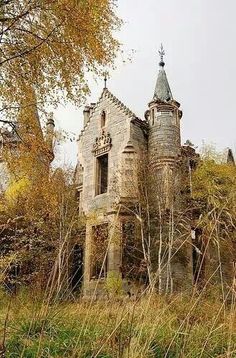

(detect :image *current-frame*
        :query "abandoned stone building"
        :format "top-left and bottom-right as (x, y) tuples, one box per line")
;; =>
(75, 48), (235, 298)
(0, 49), (235, 297)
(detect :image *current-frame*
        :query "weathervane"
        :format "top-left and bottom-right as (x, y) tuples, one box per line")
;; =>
(158, 44), (165, 67)
(103, 71), (108, 89)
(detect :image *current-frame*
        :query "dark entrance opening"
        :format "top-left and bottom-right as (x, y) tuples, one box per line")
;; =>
(71, 244), (84, 292)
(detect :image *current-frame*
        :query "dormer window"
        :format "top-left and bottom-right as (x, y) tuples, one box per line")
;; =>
(101, 110), (106, 128)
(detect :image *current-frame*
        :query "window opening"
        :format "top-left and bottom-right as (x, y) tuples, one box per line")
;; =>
(151, 108), (155, 125)
(101, 110), (106, 128)
(122, 222), (146, 283)
(71, 243), (84, 292)
(96, 154), (108, 195)
(75, 190), (82, 212)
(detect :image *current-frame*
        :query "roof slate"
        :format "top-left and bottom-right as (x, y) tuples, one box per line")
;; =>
(154, 68), (173, 102)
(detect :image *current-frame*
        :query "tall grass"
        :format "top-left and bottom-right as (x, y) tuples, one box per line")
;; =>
(0, 286), (235, 357)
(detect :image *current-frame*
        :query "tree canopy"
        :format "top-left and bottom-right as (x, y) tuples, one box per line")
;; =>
(0, 0), (121, 119)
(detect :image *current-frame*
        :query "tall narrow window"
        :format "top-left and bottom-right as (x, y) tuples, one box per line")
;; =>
(91, 224), (108, 279)
(122, 222), (146, 283)
(75, 190), (82, 213)
(96, 154), (108, 195)
(71, 243), (84, 291)
(101, 110), (106, 128)
(151, 108), (155, 125)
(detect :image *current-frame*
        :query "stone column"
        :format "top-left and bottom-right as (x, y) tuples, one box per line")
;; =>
(107, 213), (122, 274)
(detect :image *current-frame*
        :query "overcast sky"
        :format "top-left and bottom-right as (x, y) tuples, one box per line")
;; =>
(54, 0), (236, 167)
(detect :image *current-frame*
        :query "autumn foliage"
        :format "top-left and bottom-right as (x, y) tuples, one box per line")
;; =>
(0, 0), (121, 119)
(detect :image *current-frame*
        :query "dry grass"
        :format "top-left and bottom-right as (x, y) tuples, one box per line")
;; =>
(0, 287), (236, 358)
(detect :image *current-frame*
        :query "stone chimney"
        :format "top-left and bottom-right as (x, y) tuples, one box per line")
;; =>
(83, 103), (96, 127)
(83, 105), (90, 127)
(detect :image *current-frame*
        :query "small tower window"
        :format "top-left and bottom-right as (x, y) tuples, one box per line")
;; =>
(96, 153), (108, 195)
(101, 110), (106, 128)
(151, 108), (155, 125)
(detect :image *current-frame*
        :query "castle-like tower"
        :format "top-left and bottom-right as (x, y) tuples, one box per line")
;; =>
(146, 45), (182, 209)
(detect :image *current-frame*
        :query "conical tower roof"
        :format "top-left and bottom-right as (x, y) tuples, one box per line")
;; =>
(153, 45), (173, 102)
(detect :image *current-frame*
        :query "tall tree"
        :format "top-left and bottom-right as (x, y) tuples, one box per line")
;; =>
(0, 0), (121, 119)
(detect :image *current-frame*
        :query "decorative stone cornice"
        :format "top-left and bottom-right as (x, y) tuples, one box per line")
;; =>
(92, 129), (112, 156)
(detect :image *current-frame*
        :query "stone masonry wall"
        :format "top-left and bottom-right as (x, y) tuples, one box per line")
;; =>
(77, 89), (147, 297)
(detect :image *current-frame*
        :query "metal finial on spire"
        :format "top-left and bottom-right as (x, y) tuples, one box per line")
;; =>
(103, 71), (108, 88)
(158, 44), (165, 67)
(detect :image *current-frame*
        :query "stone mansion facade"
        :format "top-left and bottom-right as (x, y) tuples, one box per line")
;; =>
(74, 49), (235, 298)
(1, 49), (234, 297)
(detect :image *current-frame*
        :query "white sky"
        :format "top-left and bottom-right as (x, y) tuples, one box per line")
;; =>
(54, 0), (236, 167)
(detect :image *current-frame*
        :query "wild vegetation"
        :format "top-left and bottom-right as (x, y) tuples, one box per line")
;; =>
(0, 0), (121, 294)
(0, 1), (236, 357)
(0, 145), (235, 356)
(0, 289), (236, 357)
(0, 0), (121, 116)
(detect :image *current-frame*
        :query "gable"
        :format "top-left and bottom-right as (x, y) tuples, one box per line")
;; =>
(77, 88), (144, 167)
(76, 88), (147, 213)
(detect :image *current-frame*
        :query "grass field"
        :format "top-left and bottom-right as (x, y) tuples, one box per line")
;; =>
(0, 287), (236, 358)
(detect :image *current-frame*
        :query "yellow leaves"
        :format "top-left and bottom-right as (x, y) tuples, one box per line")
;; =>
(0, 253), (18, 270)
(5, 177), (31, 207)
(192, 148), (236, 242)
(1, 0), (121, 119)
(192, 160), (236, 206)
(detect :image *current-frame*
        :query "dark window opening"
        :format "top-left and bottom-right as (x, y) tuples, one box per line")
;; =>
(71, 244), (84, 292)
(151, 108), (155, 125)
(101, 110), (106, 128)
(122, 222), (146, 284)
(96, 154), (108, 195)
(75, 190), (82, 212)
(91, 224), (108, 279)
(189, 159), (197, 170)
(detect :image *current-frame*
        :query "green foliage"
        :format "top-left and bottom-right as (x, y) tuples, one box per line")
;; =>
(192, 159), (236, 208)
(192, 150), (236, 241)
(105, 271), (123, 297)
(2, 293), (236, 357)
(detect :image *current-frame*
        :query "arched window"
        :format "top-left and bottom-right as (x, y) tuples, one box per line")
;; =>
(101, 110), (106, 128)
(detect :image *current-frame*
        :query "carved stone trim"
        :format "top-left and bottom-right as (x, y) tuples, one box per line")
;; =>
(92, 130), (112, 156)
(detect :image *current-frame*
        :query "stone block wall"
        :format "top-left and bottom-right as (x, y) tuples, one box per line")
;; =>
(77, 89), (147, 297)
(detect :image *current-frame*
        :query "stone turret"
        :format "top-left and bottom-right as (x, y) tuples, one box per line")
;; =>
(146, 45), (182, 209)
